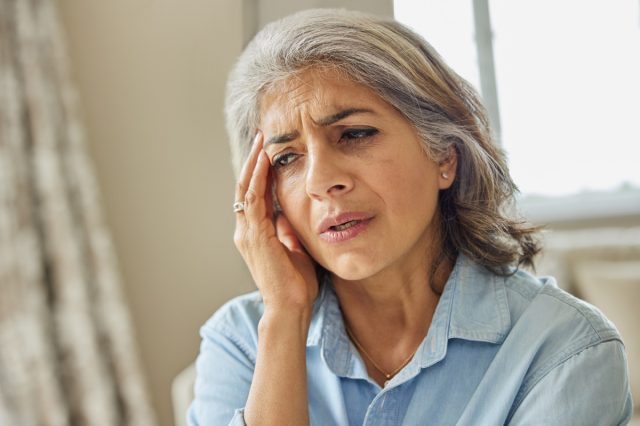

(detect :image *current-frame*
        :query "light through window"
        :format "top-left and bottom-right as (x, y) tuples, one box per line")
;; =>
(394, 0), (640, 198)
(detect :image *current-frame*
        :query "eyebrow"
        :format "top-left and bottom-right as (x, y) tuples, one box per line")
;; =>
(264, 107), (375, 147)
(316, 107), (374, 126)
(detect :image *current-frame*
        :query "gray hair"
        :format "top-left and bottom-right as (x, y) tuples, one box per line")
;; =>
(225, 8), (540, 272)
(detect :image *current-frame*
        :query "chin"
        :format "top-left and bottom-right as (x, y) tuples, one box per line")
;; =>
(322, 255), (382, 282)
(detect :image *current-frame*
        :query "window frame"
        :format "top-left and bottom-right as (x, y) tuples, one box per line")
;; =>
(394, 0), (640, 225)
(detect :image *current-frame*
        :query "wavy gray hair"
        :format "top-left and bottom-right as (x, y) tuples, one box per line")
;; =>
(225, 8), (540, 272)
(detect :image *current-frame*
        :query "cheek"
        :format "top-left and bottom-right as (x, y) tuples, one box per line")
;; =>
(274, 173), (303, 205)
(379, 159), (439, 215)
(274, 179), (317, 251)
(274, 174), (309, 228)
(366, 155), (411, 189)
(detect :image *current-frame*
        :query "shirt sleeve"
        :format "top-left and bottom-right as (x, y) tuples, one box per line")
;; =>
(507, 340), (633, 425)
(187, 322), (256, 426)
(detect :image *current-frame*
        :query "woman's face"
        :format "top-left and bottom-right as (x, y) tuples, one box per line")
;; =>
(259, 69), (455, 281)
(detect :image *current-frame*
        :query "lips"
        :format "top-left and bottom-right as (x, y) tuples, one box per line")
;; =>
(318, 212), (374, 242)
(330, 220), (361, 231)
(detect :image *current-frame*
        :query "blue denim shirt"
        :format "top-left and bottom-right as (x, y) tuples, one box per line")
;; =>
(188, 255), (633, 425)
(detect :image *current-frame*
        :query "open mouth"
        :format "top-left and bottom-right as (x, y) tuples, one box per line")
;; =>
(317, 211), (374, 242)
(329, 220), (361, 232)
(320, 215), (373, 243)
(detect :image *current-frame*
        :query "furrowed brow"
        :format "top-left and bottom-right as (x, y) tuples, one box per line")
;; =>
(265, 131), (299, 147)
(316, 108), (375, 126)
(263, 108), (374, 147)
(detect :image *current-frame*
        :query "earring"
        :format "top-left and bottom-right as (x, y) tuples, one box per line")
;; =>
(441, 172), (449, 179)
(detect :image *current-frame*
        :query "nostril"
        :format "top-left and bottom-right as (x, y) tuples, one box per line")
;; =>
(331, 184), (347, 192)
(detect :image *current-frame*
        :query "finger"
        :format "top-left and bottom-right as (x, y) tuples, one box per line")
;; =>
(264, 165), (275, 220)
(275, 214), (304, 253)
(245, 151), (271, 222)
(235, 132), (264, 203)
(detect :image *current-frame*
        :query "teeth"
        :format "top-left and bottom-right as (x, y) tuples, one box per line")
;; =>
(331, 220), (359, 231)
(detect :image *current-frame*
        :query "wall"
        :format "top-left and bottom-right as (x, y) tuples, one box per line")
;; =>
(56, 2), (248, 425)
(252, 0), (392, 39)
(56, 1), (391, 425)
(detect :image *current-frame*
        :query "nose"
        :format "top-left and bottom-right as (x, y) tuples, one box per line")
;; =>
(305, 143), (354, 200)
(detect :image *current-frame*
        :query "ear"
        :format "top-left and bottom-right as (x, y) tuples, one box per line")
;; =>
(437, 146), (457, 190)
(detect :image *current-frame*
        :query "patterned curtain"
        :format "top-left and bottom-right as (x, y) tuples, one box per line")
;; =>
(0, 0), (157, 425)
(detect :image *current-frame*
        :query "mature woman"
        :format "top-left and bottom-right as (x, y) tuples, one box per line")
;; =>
(188, 9), (632, 425)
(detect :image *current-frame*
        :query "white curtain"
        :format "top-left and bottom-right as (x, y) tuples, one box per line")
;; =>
(0, 0), (157, 424)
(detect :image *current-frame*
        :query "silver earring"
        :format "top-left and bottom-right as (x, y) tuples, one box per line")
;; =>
(441, 172), (449, 179)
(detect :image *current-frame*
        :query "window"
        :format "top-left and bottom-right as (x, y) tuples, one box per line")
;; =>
(394, 1), (640, 220)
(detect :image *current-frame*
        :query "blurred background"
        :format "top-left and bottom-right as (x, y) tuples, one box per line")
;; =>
(1, 0), (638, 425)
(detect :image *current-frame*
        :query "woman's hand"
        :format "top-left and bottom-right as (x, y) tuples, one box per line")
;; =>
(233, 132), (319, 316)
(237, 132), (315, 425)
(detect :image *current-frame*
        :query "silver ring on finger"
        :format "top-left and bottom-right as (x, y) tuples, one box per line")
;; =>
(233, 201), (245, 213)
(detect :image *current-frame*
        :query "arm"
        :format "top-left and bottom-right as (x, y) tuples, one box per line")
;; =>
(234, 132), (318, 425)
(507, 340), (633, 425)
(187, 303), (312, 426)
(244, 308), (311, 425)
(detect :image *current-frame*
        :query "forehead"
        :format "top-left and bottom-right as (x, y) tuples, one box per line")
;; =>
(258, 68), (389, 128)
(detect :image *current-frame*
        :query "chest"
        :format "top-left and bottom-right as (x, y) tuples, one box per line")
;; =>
(307, 341), (523, 426)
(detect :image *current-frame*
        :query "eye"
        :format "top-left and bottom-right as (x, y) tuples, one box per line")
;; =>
(272, 152), (299, 168)
(340, 128), (379, 142)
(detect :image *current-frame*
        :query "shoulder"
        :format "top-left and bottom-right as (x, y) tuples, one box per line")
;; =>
(199, 291), (265, 359)
(502, 268), (621, 345)
(190, 292), (266, 425)
(498, 269), (630, 417)
(498, 271), (632, 424)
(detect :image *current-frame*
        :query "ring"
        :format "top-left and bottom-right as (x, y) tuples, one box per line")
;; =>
(233, 201), (245, 213)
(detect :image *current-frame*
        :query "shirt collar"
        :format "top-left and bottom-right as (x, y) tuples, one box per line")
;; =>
(306, 254), (512, 380)
(446, 254), (511, 344)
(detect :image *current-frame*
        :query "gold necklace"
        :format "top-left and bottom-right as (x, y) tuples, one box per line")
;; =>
(345, 325), (418, 382)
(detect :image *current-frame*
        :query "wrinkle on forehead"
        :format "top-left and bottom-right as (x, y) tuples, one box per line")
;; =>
(262, 72), (324, 119)
(283, 77), (324, 113)
(263, 66), (350, 102)
(258, 67), (360, 129)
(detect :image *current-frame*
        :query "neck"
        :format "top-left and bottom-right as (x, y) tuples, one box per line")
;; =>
(331, 248), (454, 386)
(333, 252), (451, 331)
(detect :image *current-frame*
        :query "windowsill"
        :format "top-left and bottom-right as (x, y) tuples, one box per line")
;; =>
(517, 186), (640, 228)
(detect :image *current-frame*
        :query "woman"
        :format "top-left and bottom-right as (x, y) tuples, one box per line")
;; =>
(188, 9), (632, 425)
